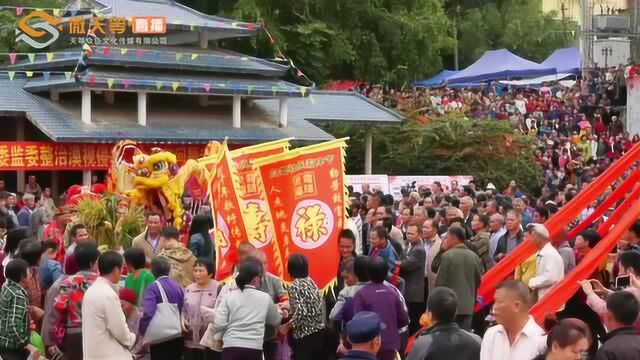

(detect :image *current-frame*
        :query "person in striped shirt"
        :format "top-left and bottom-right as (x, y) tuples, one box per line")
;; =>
(0, 258), (40, 360)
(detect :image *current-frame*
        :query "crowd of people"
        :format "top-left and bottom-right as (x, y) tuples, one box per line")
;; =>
(0, 61), (639, 360)
(0, 171), (638, 360)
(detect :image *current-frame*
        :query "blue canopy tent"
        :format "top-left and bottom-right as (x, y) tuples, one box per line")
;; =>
(446, 49), (557, 84)
(414, 70), (458, 87)
(541, 48), (581, 75)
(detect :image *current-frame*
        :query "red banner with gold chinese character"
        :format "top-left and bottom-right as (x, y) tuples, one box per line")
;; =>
(206, 141), (249, 282)
(0, 142), (207, 171)
(254, 138), (348, 290)
(231, 139), (291, 279)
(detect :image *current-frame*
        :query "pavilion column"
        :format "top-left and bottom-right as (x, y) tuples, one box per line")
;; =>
(137, 91), (147, 126)
(50, 90), (59, 102)
(16, 119), (25, 193)
(198, 30), (208, 49)
(232, 95), (241, 128)
(364, 127), (373, 175)
(279, 97), (288, 128)
(81, 89), (92, 124)
(82, 170), (91, 186)
(104, 91), (115, 105)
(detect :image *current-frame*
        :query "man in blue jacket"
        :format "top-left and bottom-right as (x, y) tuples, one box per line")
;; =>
(368, 225), (396, 272)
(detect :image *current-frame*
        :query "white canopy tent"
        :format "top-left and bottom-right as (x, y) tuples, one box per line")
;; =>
(498, 73), (576, 87)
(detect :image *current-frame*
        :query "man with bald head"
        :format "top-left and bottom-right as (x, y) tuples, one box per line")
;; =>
(480, 280), (545, 360)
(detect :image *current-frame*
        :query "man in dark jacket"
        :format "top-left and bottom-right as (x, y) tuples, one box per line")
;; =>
(434, 227), (483, 331)
(493, 211), (524, 263)
(595, 291), (640, 360)
(397, 222), (426, 335)
(407, 287), (481, 360)
(341, 311), (383, 360)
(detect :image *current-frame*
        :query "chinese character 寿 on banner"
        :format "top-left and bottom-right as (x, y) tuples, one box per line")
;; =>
(231, 139), (290, 278)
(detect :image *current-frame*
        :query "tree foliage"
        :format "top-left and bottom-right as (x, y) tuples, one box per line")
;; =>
(0, 0), (68, 53)
(324, 117), (543, 193)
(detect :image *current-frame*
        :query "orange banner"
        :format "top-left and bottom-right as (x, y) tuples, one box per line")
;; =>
(231, 139), (291, 278)
(255, 139), (348, 290)
(0, 142), (208, 170)
(206, 141), (249, 281)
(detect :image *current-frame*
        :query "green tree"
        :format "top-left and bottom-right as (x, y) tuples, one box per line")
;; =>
(325, 116), (543, 193)
(0, 0), (68, 52)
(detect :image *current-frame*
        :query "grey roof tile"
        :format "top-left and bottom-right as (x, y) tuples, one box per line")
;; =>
(10, 47), (288, 77)
(0, 80), (402, 144)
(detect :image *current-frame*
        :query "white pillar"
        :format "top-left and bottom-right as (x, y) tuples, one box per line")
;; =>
(82, 170), (91, 186)
(50, 90), (59, 102)
(198, 30), (208, 49)
(278, 97), (288, 128)
(104, 91), (115, 105)
(364, 128), (373, 175)
(137, 91), (147, 126)
(232, 95), (241, 128)
(81, 89), (91, 124)
(16, 119), (25, 192)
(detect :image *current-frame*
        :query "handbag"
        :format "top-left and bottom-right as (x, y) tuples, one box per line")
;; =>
(144, 280), (182, 345)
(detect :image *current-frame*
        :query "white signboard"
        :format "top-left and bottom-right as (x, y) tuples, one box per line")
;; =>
(346, 175), (389, 194)
(388, 176), (474, 199)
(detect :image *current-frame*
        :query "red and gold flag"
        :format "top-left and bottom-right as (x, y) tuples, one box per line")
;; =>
(254, 138), (349, 290)
(205, 141), (249, 282)
(230, 139), (291, 278)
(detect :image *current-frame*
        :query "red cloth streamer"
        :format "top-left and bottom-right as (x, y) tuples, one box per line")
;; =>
(596, 184), (640, 237)
(567, 168), (640, 239)
(475, 142), (640, 312)
(530, 193), (640, 324)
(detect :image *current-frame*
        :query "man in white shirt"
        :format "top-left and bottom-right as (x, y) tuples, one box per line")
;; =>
(527, 223), (565, 300)
(481, 280), (546, 360)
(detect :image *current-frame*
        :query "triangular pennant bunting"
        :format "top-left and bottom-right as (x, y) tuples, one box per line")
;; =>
(300, 87), (308, 96)
(136, 49), (145, 58)
(191, 53), (199, 61)
(88, 75), (96, 87)
(27, 53), (35, 63)
(70, 10), (77, 17)
(172, 82), (180, 92)
(247, 85), (254, 94)
(43, 72), (51, 81)
(203, 83), (211, 92)
(53, 9), (61, 16)
(46, 53), (54, 62)
(241, 57), (248, 61)
(102, 47), (111, 56)
(8, 53), (16, 65)
(155, 81), (164, 90)
(271, 86), (278, 96)
(16, 7), (23, 16)
(247, 23), (255, 31)
(189, 22), (196, 31)
(231, 22), (238, 28)
(123, 79), (131, 89)
(176, 52), (183, 61)
(120, 48), (128, 55)
(107, 78), (115, 89)
(26, 71), (33, 78)
(64, 72), (72, 80)
(8, 72), (15, 81)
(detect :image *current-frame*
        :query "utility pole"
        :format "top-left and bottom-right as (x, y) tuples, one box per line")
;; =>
(453, 15), (459, 71)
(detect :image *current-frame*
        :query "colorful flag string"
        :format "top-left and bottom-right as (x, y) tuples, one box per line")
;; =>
(261, 23), (315, 87)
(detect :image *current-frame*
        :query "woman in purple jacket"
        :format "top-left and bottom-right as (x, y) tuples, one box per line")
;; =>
(140, 256), (185, 360)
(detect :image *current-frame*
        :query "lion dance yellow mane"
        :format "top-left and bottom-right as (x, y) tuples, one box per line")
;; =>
(107, 140), (207, 229)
